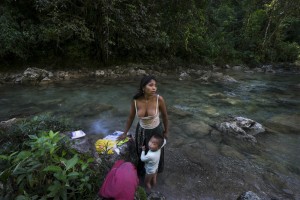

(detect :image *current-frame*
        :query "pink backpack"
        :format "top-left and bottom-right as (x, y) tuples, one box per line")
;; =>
(99, 160), (139, 200)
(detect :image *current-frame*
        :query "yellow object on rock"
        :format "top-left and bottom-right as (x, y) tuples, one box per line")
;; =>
(95, 139), (117, 155)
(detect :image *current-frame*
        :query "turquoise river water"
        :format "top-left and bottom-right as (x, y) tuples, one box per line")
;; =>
(0, 71), (299, 199)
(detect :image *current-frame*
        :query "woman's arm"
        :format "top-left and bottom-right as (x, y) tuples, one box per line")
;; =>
(118, 100), (136, 140)
(159, 96), (169, 139)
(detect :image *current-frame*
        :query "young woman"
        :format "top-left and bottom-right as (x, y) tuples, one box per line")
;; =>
(118, 75), (169, 174)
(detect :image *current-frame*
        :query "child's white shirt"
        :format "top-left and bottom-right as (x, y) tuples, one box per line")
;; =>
(140, 139), (166, 174)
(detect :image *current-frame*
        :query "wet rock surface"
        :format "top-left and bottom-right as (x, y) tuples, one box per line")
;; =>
(1, 63), (298, 85)
(214, 117), (265, 143)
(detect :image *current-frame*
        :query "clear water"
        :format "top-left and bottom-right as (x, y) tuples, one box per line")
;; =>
(1, 72), (299, 199)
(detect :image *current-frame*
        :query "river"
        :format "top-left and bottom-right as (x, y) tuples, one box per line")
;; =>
(1, 70), (299, 200)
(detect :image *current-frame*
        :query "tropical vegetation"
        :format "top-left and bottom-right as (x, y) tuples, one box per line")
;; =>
(0, 0), (299, 67)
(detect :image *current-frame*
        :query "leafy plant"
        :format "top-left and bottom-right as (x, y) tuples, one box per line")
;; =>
(0, 114), (76, 154)
(0, 131), (101, 200)
(136, 186), (147, 200)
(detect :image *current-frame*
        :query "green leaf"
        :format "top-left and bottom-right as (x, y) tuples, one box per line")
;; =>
(49, 130), (58, 139)
(87, 158), (94, 163)
(17, 174), (26, 185)
(16, 151), (32, 160)
(81, 163), (88, 171)
(43, 165), (62, 172)
(0, 170), (11, 182)
(0, 155), (8, 160)
(28, 135), (38, 140)
(47, 181), (61, 197)
(28, 174), (34, 187)
(67, 172), (79, 179)
(31, 195), (39, 200)
(65, 155), (78, 171)
(62, 188), (67, 200)
(87, 183), (92, 191)
(12, 162), (27, 175)
(16, 195), (28, 200)
(54, 172), (66, 182)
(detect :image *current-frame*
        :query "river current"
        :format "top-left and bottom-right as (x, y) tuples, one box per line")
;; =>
(1, 71), (299, 199)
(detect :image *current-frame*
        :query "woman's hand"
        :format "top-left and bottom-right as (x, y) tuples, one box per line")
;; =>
(163, 131), (168, 140)
(117, 133), (127, 141)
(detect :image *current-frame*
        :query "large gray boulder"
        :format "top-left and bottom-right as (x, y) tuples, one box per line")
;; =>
(21, 67), (53, 84)
(215, 117), (265, 143)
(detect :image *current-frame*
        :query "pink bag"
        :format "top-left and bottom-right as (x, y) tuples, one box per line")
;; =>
(99, 160), (139, 200)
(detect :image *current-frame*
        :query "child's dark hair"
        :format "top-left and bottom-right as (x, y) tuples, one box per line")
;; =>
(151, 134), (164, 148)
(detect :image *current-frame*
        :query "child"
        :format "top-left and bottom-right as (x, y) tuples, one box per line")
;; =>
(140, 134), (166, 193)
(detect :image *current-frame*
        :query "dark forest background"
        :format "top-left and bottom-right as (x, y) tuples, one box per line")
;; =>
(1, 0), (299, 68)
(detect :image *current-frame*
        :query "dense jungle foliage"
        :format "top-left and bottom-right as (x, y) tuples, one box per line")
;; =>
(0, 0), (299, 67)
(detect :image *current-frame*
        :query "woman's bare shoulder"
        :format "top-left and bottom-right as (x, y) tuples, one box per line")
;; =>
(158, 95), (165, 102)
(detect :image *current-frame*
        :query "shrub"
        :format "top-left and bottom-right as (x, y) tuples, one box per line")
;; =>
(0, 114), (76, 153)
(0, 131), (102, 200)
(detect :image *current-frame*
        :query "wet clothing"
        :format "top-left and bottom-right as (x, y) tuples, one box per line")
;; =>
(141, 139), (166, 174)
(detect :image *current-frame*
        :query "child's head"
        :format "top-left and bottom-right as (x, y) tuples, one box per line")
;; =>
(148, 134), (164, 151)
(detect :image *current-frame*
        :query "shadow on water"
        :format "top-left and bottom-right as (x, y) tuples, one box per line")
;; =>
(1, 72), (300, 199)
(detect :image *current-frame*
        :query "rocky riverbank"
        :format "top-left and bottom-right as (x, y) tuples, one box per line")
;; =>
(0, 63), (299, 85)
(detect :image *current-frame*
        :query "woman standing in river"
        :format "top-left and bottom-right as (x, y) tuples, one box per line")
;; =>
(118, 75), (169, 174)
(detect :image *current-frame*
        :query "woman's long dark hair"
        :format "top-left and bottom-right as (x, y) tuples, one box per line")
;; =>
(133, 75), (157, 99)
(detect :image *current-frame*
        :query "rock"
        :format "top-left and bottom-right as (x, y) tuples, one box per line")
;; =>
(0, 118), (18, 130)
(168, 105), (193, 118)
(183, 121), (212, 138)
(136, 69), (146, 76)
(215, 117), (265, 143)
(40, 77), (52, 84)
(211, 72), (238, 83)
(262, 65), (276, 73)
(232, 65), (243, 71)
(235, 117), (265, 136)
(147, 191), (166, 200)
(95, 70), (105, 76)
(237, 191), (261, 200)
(179, 72), (191, 80)
(198, 71), (212, 82)
(282, 188), (294, 195)
(253, 68), (264, 73)
(222, 98), (241, 105)
(207, 92), (226, 98)
(221, 145), (245, 160)
(23, 67), (52, 81)
(225, 64), (231, 69)
(202, 105), (219, 116)
(265, 114), (300, 133)
(70, 137), (94, 155)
